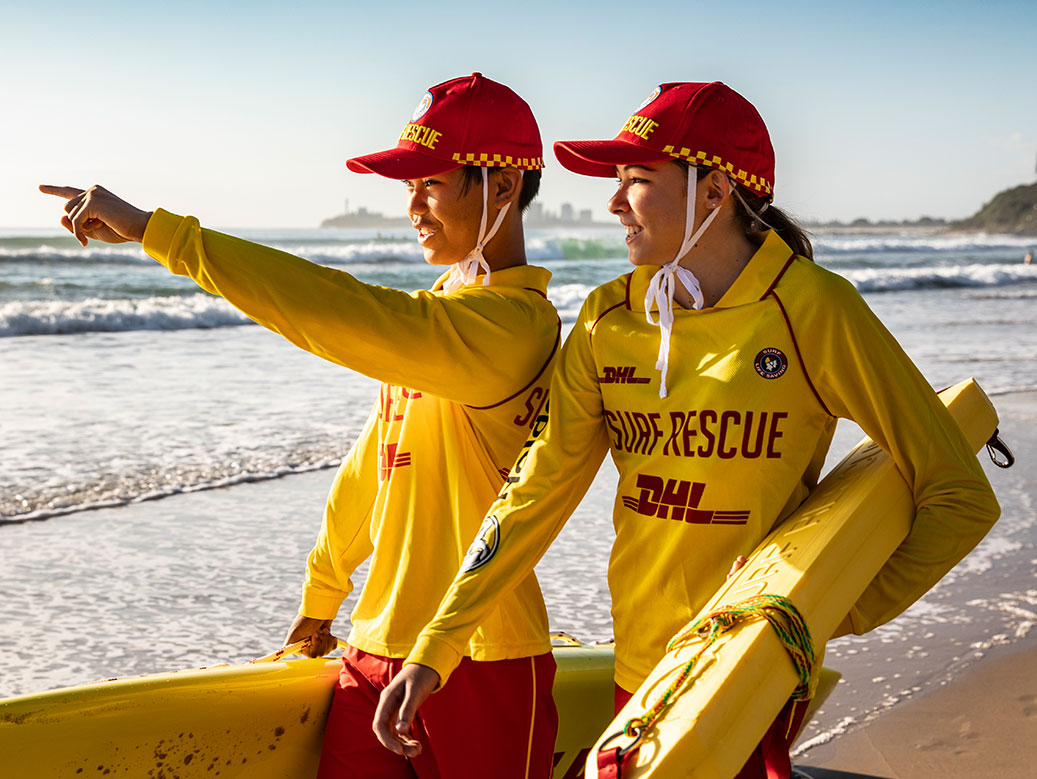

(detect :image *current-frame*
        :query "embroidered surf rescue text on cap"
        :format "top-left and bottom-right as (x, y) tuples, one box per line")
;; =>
(553, 82), (775, 198)
(346, 73), (544, 180)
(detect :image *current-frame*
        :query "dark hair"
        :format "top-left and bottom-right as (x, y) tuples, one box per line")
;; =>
(680, 161), (814, 260)
(459, 165), (542, 212)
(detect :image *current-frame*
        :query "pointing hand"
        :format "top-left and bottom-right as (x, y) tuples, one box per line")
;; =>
(39, 184), (152, 246)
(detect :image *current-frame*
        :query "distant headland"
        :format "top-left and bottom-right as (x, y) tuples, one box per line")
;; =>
(807, 180), (1037, 235)
(948, 181), (1037, 235)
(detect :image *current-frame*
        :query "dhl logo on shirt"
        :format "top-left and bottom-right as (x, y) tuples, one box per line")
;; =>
(399, 122), (443, 150)
(622, 474), (749, 525)
(621, 114), (659, 141)
(599, 366), (650, 385)
(378, 443), (412, 480)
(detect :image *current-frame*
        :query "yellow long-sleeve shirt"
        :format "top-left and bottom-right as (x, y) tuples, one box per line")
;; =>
(142, 209), (559, 660)
(408, 230), (1000, 692)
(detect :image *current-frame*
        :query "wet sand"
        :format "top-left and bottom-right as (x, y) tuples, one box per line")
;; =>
(798, 639), (1037, 778)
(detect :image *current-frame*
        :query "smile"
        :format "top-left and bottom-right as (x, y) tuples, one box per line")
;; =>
(625, 225), (643, 243)
(415, 224), (438, 244)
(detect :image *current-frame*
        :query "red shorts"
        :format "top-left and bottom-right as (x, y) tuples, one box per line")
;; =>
(613, 686), (807, 779)
(318, 646), (558, 779)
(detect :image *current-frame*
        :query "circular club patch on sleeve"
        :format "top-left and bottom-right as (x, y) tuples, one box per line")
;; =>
(461, 515), (500, 572)
(754, 347), (788, 379)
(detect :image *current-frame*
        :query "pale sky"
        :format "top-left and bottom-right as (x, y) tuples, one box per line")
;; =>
(3, 0), (1035, 229)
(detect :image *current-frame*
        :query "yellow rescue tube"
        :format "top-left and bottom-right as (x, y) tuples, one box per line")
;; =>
(0, 643), (614, 777)
(587, 377), (999, 779)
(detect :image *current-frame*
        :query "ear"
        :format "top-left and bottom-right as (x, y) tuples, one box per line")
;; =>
(490, 168), (524, 208)
(701, 169), (731, 209)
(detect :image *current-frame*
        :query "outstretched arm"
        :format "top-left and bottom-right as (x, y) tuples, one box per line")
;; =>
(39, 185), (151, 246)
(40, 190), (558, 405)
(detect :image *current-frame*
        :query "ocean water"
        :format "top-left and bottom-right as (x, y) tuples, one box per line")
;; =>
(2, 225), (1034, 524)
(1, 224), (1035, 751)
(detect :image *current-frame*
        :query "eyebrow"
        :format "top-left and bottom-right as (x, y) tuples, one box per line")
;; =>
(617, 164), (658, 174)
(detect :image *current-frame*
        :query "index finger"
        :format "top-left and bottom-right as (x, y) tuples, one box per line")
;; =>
(39, 185), (84, 200)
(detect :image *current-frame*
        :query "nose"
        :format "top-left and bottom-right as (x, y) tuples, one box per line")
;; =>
(608, 185), (628, 216)
(407, 184), (428, 217)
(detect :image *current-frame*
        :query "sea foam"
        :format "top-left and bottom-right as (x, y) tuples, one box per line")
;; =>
(5, 262), (1035, 338)
(0, 294), (250, 336)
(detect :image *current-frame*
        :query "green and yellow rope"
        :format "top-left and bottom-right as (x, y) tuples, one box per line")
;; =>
(616, 594), (816, 749)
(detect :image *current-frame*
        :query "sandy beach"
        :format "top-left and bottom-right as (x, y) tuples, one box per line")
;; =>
(798, 638), (1037, 778)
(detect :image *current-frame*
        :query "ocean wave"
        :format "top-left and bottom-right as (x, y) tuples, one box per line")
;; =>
(548, 283), (597, 322)
(0, 443), (349, 525)
(0, 294), (251, 336)
(1, 285), (595, 338)
(0, 241), (428, 267)
(846, 263), (1037, 292)
(5, 261), (1034, 337)
(0, 244), (153, 265)
(0, 234), (629, 267)
(815, 232), (1037, 253)
(527, 235), (627, 261)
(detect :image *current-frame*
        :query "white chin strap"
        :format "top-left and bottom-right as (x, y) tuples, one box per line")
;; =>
(443, 167), (516, 292)
(643, 165), (723, 398)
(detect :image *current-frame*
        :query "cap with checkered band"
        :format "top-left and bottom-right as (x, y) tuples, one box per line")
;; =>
(553, 82), (774, 199)
(347, 72), (544, 180)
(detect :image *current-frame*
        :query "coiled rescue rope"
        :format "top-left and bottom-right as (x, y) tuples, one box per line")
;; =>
(597, 594), (815, 777)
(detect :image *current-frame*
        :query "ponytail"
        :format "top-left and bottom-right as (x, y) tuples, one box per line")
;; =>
(682, 161), (814, 261)
(733, 188), (814, 261)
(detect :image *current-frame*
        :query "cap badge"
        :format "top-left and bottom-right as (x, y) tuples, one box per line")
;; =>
(411, 91), (433, 122)
(637, 85), (662, 110)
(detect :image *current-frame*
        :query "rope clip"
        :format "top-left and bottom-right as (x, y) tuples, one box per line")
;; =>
(985, 429), (1015, 468)
(599, 725), (643, 760)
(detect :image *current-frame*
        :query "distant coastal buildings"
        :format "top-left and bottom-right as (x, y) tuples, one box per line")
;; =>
(320, 199), (612, 229)
(525, 202), (607, 228)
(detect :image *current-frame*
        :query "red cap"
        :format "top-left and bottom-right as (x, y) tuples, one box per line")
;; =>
(347, 73), (544, 179)
(553, 82), (775, 198)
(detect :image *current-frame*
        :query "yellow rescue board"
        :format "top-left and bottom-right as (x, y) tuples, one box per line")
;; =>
(587, 377), (998, 779)
(0, 644), (615, 778)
